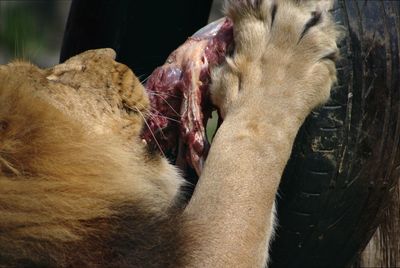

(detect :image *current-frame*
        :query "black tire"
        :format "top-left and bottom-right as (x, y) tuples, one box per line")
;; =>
(269, 1), (400, 267)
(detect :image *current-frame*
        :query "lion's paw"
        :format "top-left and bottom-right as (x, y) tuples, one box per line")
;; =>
(211, 0), (342, 118)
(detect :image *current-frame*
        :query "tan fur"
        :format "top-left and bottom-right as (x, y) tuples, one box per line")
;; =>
(0, 50), (184, 267)
(359, 180), (400, 267)
(0, 0), (340, 267)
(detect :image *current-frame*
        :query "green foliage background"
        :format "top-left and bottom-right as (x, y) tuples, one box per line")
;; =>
(0, 1), (70, 67)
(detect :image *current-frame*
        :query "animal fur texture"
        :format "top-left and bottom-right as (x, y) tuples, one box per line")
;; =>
(359, 181), (400, 268)
(0, 0), (340, 267)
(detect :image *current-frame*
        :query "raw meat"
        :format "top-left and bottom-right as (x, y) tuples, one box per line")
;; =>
(142, 18), (233, 175)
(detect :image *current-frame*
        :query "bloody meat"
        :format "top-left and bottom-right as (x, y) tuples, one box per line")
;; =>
(142, 18), (233, 175)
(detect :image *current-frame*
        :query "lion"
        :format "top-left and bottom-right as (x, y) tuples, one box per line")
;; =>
(0, 0), (340, 267)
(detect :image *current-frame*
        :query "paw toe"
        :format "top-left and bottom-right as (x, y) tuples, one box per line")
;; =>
(225, 0), (275, 23)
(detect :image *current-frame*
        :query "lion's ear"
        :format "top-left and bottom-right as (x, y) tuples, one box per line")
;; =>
(47, 48), (117, 82)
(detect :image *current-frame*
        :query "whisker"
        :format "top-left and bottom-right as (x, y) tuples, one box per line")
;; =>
(155, 95), (181, 117)
(146, 91), (182, 117)
(122, 101), (166, 139)
(137, 102), (181, 124)
(147, 91), (181, 99)
(142, 74), (153, 84)
(157, 115), (181, 123)
(135, 102), (155, 116)
(137, 74), (146, 80)
(134, 107), (166, 157)
(135, 103), (168, 139)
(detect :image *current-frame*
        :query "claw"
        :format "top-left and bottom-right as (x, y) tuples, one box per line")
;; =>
(299, 11), (322, 41)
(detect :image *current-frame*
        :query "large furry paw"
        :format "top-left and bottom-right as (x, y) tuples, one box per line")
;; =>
(211, 0), (341, 118)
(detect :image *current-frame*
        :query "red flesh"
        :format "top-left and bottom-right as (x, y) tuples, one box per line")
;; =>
(142, 18), (233, 175)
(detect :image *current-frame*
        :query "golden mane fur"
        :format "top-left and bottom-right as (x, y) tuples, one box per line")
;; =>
(0, 54), (186, 267)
